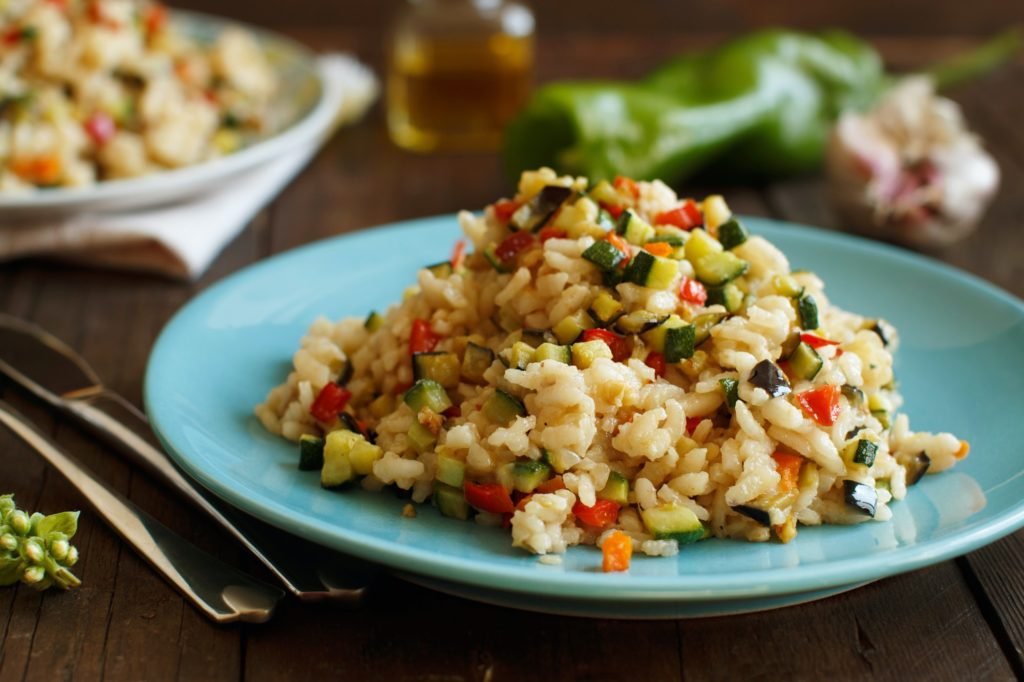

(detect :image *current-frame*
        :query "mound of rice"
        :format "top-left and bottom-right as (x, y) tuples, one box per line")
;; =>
(256, 168), (969, 558)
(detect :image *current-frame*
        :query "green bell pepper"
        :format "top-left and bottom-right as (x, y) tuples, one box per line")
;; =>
(504, 28), (1020, 185)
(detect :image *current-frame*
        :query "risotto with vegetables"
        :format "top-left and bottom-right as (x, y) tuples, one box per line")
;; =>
(0, 0), (275, 190)
(256, 168), (969, 570)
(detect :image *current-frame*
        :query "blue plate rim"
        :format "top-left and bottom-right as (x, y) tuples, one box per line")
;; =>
(145, 213), (1024, 601)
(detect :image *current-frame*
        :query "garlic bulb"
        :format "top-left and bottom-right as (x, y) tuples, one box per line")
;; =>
(826, 77), (999, 248)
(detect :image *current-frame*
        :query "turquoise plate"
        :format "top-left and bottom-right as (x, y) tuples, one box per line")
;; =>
(145, 215), (1024, 616)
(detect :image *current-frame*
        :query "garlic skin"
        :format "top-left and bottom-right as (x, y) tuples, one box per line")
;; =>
(826, 77), (999, 248)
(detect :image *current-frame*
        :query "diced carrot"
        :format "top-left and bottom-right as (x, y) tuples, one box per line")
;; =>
(642, 242), (674, 257)
(613, 175), (640, 199)
(955, 440), (971, 460)
(772, 452), (804, 492)
(450, 240), (466, 270)
(602, 530), (633, 573)
(534, 476), (565, 494)
(605, 232), (630, 257)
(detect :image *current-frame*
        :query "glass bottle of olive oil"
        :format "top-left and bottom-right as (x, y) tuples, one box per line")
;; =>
(387, 0), (535, 153)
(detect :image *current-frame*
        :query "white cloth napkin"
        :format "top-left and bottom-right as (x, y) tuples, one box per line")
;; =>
(0, 54), (378, 279)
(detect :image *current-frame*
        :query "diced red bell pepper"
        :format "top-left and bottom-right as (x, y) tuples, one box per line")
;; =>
(143, 3), (168, 35)
(686, 416), (705, 434)
(644, 351), (666, 377)
(800, 332), (843, 357)
(442, 405), (461, 418)
(538, 225), (567, 242)
(534, 476), (565, 494)
(796, 385), (841, 426)
(450, 240), (466, 270)
(601, 203), (624, 220)
(84, 112), (116, 145)
(581, 328), (629, 362)
(613, 175), (640, 200)
(409, 319), (440, 354)
(309, 383), (352, 422)
(492, 199), (521, 223)
(678, 277), (708, 306)
(494, 230), (536, 264)
(572, 499), (620, 529)
(464, 482), (515, 514)
(654, 200), (702, 230)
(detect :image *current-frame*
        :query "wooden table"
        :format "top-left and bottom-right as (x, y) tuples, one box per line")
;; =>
(2, 8), (1023, 681)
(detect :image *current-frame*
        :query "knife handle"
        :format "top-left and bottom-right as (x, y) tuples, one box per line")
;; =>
(0, 402), (282, 624)
(64, 392), (371, 603)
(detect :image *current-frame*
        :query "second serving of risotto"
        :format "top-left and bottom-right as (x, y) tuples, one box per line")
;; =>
(256, 168), (969, 570)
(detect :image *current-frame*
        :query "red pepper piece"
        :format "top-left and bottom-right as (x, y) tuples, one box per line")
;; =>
(581, 328), (630, 362)
(796, 385), (842, 426)
(492, 199), (521, 223)
(464, 482), (515, 514)
(309, 383), (352, 423)
(613, 175), (640, 200)
(678, 277), (708, 306)
(654, 200), (702, 230)
(409, 319), (440, 354)
(686, 416), (705, 434)
(494, 230), (536, 265)
(450, 240), (466, 270)
(644, 351), (666, 377)
(538, 225), (567, 242)
(84, 112), (116, 145)
(601, 203), (624, 220)
(572, 499), (620, 529)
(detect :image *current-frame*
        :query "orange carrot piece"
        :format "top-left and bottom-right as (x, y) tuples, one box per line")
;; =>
(534, 475), (565, 494)
(602, 530), (633, 573)
(642, 241), (674, 257)
(955, 440), (971, 460)
(772, 452), (804, 492)
(605, 232), (630, 257)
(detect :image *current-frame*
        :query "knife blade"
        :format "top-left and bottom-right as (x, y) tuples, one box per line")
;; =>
(0, 313), (372, 602)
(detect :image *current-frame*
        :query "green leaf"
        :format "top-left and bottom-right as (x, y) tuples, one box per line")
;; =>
(35, 511), (79, 540)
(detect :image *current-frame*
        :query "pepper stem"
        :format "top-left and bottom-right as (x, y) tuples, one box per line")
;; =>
(924, 27), (1022, 91)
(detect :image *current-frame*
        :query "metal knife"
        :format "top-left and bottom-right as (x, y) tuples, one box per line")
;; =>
(0, 401), (283, 623)
(0, 314), (371, 602)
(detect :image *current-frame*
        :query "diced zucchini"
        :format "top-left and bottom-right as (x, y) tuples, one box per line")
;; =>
(348, 438), (383, 475)
(641, 503), (706, 544)
(582, 239), (625, 272)
(597, 471), (629, 505)
(507, 341), (535, 370)
(841, 384), (865, 408)
(425, 261), (453, 278)
(787, 342), (823, 381)
(571, 340), (613, 369)
(364, 311), (383, 332)
(588, 290), (624, 327)
(733, 505), (771, 526)
(461, 342), (494, 384)
(868, 319), (895, 347)
(705, 283), (744, 312)
(403, 379), (453, 414)
(771, 274), (804, 298)
(719, 378), (739, 408)
(589, 179), (620, 206)
(843, 480), (877, 516)
(780, 331), (801, 359)
(483, 244), (510, 273)
(407, 421), (438, 454)
(849, 439), (878, 467)
(321, 430), (360, 488)
(532, 342), (571, 364)
(692, 312), (727, 345)
(552, 310), (594, 344)
(623, 251), (677, 290)
(436, 455), (466, 488)
(683, 229), (722, 262)
(510, 460), (553, 493)
(413, 352), (461, 388)
(298, 434), (325, 471)
(510, 185), (574, 232)
(614, 310), (668, 335)
(596, 207), (618, 230)
(641, 315), (695, 363)
(693, 251), (749, 286)
(483, 389), (526, 426)
(868, 393), (891, 429)
(602, 267), (624, 288)
(647, 234), (684, 247)
(616, 209), (655, 245)
(717, 218), (749, 250)
(797, 294), (819, 330)
(521, 328), (550, 348)
(334, 359), (353, 386)
(434, 483), (470, 520)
